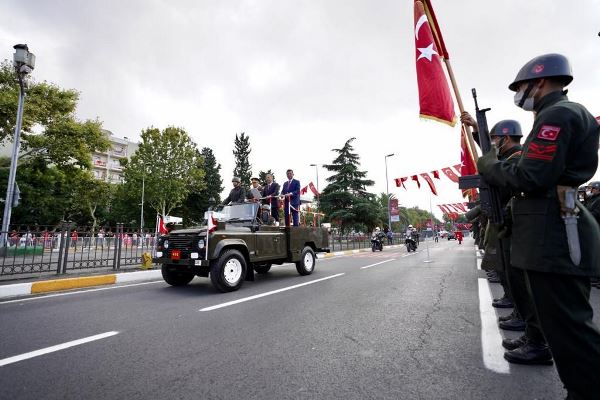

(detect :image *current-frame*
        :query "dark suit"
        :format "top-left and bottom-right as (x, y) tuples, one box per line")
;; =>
(262, 182), (280, 222)
(281, 179), (300, 226)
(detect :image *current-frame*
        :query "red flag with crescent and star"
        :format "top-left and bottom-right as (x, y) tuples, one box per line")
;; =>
(420, 173), (438, 195)
(414, 0), (455, 126)
(441, 167), (459, 183)
(459, 125), (478, 198)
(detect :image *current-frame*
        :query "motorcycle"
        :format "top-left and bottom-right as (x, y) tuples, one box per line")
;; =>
(371, 233), (384, 252)
(405, 237), (418, 252)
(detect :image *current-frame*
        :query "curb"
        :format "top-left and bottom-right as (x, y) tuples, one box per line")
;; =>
(0, 244), (407, 300)
(0, 269), (162, 300)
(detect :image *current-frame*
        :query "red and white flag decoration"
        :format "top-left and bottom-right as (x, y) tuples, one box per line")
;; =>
(158, 217), (169, 235)
(420, 173), (438, 195)
(308, 182), (320, 196)
(441, 167), (459, 183)
(411, 175), (421, 188)
(395, 177), (408, 190)
(414, 0), (456, 126)
(431, 170), (440, 179)
(300, 185), (308, 195)
(459, 126), (478, 199)
(207, 211), (218, 233)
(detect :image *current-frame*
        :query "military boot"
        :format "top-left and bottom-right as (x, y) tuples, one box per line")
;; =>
(499, 317), (526, 331)
(502, 335), (527, 351)
(492, 295), (513, 308)
(498, 310), (516, 322)
(504, 342), (553, 365)
(486, 271), (501, 283)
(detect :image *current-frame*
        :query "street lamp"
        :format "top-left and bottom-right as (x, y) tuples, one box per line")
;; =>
(1, 44), (35, 247)
(309, 164), (320, 225)
(140, 164), (150, 234)
(384, 153), (395, 232)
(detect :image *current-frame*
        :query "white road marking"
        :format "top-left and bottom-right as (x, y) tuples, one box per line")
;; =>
(478, 278), (510, 374)
(360, 259), (396, 269)
(200, 273), (345, 311)
(0, 281), (164, 305)
(0, 331), (119, 367)
(401, 251), (419, 258)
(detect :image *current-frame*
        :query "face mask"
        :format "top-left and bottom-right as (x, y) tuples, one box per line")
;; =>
(513, 82), (537, 111)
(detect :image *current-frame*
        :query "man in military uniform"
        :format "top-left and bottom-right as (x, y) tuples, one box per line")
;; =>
(477, 54), (600, 399)
(221, 177), (246, 205)
(584, 181), (600, 289)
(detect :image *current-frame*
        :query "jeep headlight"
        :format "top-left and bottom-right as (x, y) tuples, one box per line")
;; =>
(163, 239), (169, 249)
(198, 239), (205, 249)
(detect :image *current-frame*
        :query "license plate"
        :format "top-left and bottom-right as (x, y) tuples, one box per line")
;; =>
(171, 249), (181, 260)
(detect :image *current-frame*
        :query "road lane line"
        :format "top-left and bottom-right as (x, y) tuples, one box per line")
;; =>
(200, 273), (345, 312)
(401, 251), (419, 258)
(478, 278), (510, 374)
(0, 331), (119, 367)
(0, 281), (164, 305)
(360, 259), (396, 269)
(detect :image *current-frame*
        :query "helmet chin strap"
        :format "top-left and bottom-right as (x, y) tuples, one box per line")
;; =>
(518, 81), (536, 108)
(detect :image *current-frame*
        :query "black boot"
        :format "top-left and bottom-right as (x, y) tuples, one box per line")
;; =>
(498, 310), (516, 322)
(492, 296), (513, 308)
(499, 317), (526, 331)
(504, 342), (553, 365)
(487, 271), (501, 283)
(502, 335), (527, 351)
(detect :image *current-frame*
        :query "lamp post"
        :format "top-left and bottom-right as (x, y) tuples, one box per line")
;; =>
(140, 163), (150, 235)
(384, 153), (395, 232)
(1, 44), (35, 247)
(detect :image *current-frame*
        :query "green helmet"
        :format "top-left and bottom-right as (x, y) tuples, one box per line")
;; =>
(509, 53), (573, 92)
(490, 120), (523, 137)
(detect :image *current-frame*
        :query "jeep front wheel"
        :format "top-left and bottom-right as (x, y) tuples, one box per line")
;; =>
(296, 246), (316, 276)
(161, 265), (195, 286)
(254, 263), (272, 274)
(210, 249), (247, 292)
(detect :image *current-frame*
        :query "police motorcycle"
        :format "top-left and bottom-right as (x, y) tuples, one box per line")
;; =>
(371, 228), (385, 252)
(405, 225), (418, 252)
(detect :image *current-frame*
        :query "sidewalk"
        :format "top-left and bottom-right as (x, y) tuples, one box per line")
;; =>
(0, 244), (406, 300)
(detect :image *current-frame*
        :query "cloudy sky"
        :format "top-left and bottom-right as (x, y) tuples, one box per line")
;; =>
(1, 0), (599, 218)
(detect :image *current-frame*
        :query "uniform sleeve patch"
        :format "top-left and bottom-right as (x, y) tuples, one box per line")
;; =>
(525, 142), (557, 161)
(536, 125), (561, 141)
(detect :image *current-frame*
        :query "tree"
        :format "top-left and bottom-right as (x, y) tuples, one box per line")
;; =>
(232, 132), (252, 187)
(74, 173), (115, 232)
(258, 169), (275, 186)
(122, 126), (205, 219)
(319, 138), (377, 233)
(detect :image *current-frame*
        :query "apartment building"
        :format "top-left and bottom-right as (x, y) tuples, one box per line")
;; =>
(92, 130), (139, 183)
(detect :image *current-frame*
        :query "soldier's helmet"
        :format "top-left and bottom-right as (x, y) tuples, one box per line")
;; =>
(375, 227), (380, 232)
(408, 225), (413, 229)
(490, 120), (523, 137)
(231, 177), (241, 183)
(509, 53), (573, 91)
(589, 182), (600, 190)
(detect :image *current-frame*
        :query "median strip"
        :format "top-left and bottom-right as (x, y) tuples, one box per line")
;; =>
(0, 331), (119, 367)
(199, 273), (345, 312)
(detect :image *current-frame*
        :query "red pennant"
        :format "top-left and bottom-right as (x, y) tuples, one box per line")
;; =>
(308, 182), (320, 196)
(300, 185), (308, 195)
(453, 203), (467, 212)
(431, 170), (440, 179)
(158, 217), (168, 235)
(411, 175), (421, 188)
(441, 167), (459, 183)
(420, 173), (438, 196)
(395, 177), (408, 190)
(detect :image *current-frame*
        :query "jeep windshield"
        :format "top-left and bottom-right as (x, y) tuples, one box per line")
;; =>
(205, 203), (259, 223)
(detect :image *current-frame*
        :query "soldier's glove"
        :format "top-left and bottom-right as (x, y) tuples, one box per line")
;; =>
(476, 145), (499, 176)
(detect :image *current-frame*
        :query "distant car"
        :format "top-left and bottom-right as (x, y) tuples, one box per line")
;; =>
(447, 232), (456, 240)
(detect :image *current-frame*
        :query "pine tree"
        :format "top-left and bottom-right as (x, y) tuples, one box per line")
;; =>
(232, 132), (252, 187)
(200, 147), (224, 204)
(258, 169), (275, 186)
(319, 138), (379, 233)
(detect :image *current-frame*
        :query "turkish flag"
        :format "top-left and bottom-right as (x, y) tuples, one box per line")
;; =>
(460, 126), (478, 198)
(300, 185), (308, 195)
(431, 170), (440, 179)
(395, 177), (408, 190)
(158, 217), (168, 235)
(441, 167), (459, 183)
(453, 203), (467, 212)
(207, 211), (218, 233)
(411, 175), (421, 188)
(308, 182), (320, 196)
(414, 0), (455, 126)
(420, 172), (438, 195)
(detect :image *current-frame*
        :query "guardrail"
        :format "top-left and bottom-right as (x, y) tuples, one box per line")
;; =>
(0, 224), (156, 277)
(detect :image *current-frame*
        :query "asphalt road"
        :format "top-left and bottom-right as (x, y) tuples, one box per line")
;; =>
(1, 240), (599, 400)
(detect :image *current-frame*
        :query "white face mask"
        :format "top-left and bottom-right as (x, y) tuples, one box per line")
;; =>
(513, 86), (537, 111)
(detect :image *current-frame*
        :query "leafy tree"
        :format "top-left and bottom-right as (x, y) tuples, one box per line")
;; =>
(122, 126), (204, 219)
(232, 132), (252, 187)
(319, 138), (377, 233)
(74, 173), (115, 232)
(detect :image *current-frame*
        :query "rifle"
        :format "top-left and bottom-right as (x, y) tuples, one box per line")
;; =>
(458, 89), (505, 225)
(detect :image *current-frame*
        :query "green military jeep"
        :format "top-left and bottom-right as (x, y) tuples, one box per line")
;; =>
(153, 203), (330, 292)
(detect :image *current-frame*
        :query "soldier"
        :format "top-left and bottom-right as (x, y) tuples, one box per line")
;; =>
(221, 177), (246, 205)
(477, 53), (600, 399)
(584, 181), (600, 289)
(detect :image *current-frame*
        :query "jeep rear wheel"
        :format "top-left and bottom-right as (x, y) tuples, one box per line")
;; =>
(210, 249), (247, 292)
(296, 246), (316, 276)
(254, 263), (272, 274)
(161, 265), (195, 286)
